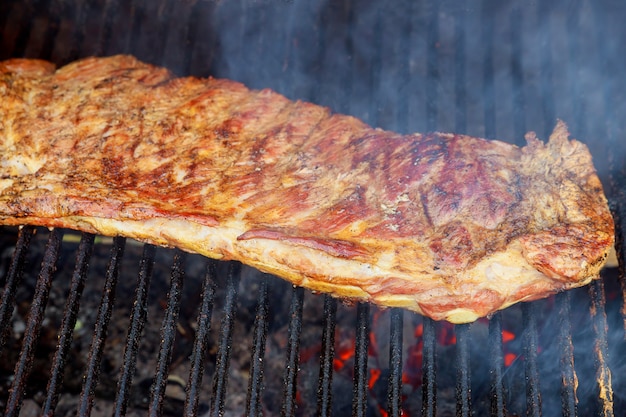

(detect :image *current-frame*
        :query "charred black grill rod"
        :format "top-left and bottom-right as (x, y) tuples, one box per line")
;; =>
(246, 274), (270, 417)
(5, 228), (62, 417)
(537, 2), (556, 139)
(509, 4), (526, 146)
(317, 295), (337, 417)
(455, 323), (471, 417)
(489, 312), (507, 417)
(481, 0), (496, 140)
(184, 260), (217, 417)
(280, 285), (304, 417)
(96, 0), (119, 57)
(77, 236), (126, 416)
(556, 291), (577, 417)
(387, 308), (404, 417)
(454, 6), (472, 414)
(421, 317), (437, 417)
(66, 0), (87, 64)
(149, 250), (186, 416)
(589, 279), (614, 417)
(422, 1), (440, 412)
(0, 226), (34, 357)
(113, 243), (157, 417)
(208, 261), (241, 417)
(352, 302), (371, 417)
(522, 303), (542, 417)
(425, 0), (439, 132)
(42, 232), (95, 416)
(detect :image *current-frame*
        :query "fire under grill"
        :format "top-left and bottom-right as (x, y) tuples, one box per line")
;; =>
(1, 0), (626, 416)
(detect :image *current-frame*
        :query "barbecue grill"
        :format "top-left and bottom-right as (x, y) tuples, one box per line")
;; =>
(1, 0), (625, 416)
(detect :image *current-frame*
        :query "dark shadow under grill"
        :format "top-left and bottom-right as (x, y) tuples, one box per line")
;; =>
(1, 0), (626, 416)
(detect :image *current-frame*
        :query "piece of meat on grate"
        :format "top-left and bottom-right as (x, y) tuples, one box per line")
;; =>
(0, 55), (614, 323)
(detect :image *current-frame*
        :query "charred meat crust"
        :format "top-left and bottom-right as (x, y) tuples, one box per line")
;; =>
(0, 55), (615, 322)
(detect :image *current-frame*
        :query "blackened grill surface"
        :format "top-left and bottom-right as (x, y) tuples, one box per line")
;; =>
(1, 0), (626, 416)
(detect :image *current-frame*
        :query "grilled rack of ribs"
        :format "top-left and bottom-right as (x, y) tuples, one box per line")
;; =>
(0, 55), (614, 323)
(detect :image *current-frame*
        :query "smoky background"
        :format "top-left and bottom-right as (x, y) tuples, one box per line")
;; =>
(2, 0), (625, 188)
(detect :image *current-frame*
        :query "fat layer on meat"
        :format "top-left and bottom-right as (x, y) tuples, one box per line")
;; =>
(0, 55), (614, 323)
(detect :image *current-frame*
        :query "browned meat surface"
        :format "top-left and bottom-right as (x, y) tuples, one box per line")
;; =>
(0, 55), (614, 323)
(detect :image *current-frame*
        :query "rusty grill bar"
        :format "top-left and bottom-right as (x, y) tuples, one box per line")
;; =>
(1, 0), (626, 416)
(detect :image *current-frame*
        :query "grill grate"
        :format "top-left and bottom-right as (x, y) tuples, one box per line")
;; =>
(5, 228), (62, 417)
(209, 262), (241, 417)
(43, 232), (95, 416)
(113, 243), (156, 417)
(184, 258), (216, 417)
(488, 313), (506, 417)
(0, 228), (623, 415)
(317, 295), (337, 417)
(149, 249), (186, 416)
(79, 236), (126, 415)
(556, 291), (577, 416)
(281, 285), (304, 417)
(1, 0), (626, 416)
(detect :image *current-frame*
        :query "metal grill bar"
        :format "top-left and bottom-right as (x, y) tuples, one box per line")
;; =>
(184, 260), (217, 417)
(589, 279), (615, 417)
(522, 303), (542, 417)
(6, 0), (33, 58)
(509, 3), (526, 145)
(42, 232), (95, 416)
(0, 226), (34, 356)
(246, 275), (269, 417)
(97, 0), (120, 57)
(536, 2), (556, 138)
(317, 295), (337, 417)
(454, 5), (467, 133)
(387, 308), (403, 417)
(77, 236), (126, 416)
(481, 0), (496, 138)
(455, 323), (471, 417)
(565, 7), (584, 136)
(281, 285), (304, 417)
(425, 0), (439, 131)
(37, 1), (59, 61)
(180, 1), (202, 76)
(154, 1), (174, 67)
(185, 0), (219, 79)
(421, 317), (437, 417)
(352, 302), (370, 417)
(366, 6), (382, 127)
(113, 243), (156, 417)
(395, 3), (412, 134)
(149, 250), (186, 416)
(5, 228), (62, 417)
(556, 291), (577, 417)
(66, 0), (86, 63)
(208, 261), (241, 417)
(127, 0), (145, 57)
(489, 312), (507, 417)
(0, 1), (11, 47)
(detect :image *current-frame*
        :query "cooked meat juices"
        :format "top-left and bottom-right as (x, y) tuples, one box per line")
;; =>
(0, 55), (614, 323)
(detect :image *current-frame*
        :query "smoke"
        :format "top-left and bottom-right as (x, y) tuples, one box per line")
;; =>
(197, 0), (626, 192)
(31, 0), (621, 194)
